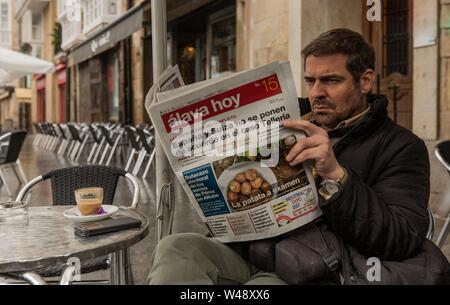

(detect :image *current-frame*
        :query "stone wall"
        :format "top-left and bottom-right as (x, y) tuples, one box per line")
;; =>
(440, 0), (450, 139)
(237, 0), (290, 71)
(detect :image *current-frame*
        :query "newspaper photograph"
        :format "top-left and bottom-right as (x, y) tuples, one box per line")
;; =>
(148, 61), (322, 243)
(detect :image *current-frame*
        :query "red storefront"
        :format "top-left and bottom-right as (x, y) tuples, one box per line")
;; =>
(36, 75), (46, 122)
(56, 64), (67, 123)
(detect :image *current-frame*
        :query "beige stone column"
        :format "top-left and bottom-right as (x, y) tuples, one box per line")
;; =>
(439, 1), (450, 139)
(131, 30), (144, 125)
(413, 0), (439, 140)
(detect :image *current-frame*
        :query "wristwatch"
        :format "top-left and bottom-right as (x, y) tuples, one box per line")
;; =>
(319, 167), (348, 200)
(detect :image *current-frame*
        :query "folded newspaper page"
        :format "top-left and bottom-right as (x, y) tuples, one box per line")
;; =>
(148, 61), (322, 243)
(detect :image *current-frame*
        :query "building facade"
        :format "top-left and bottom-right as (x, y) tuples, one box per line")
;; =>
(0, 0), (448, 210)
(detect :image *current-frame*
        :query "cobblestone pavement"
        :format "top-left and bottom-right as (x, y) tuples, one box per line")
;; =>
(1, 136), (449, 284)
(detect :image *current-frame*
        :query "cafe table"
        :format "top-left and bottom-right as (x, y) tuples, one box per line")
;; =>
(0, 205), (149, 285)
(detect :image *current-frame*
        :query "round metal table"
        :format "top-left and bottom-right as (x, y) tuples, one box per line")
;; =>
(0, 206), (149, 285)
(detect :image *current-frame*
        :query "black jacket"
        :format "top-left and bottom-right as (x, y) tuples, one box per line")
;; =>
(317, 94), (449, 284)
(237, 94), (448, 284)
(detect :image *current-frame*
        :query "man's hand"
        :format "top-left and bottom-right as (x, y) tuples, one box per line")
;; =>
(283, 119), (345, 181)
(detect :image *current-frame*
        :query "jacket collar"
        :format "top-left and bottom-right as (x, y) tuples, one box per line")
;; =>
(298, 94), (390, 156)
(327, 94), (389, 139)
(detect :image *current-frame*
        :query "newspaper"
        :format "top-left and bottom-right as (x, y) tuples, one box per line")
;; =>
(147, 62), (322, 243)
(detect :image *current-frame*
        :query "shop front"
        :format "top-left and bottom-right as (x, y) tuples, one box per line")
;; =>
(56, 64), (67, 123)
(36, 75), (46, 123)
(165, 1), (236, 84)
(69, 4), (143, 124)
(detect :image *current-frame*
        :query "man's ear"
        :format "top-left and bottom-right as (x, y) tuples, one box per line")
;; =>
(359, 69), (376, 94)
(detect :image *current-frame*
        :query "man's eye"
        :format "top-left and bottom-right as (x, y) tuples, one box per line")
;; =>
(305, 79), (315, 86)
(327, 79), (340, 84)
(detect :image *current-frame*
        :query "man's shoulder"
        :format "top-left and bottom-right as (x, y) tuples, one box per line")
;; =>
(376, 118), (427, 157)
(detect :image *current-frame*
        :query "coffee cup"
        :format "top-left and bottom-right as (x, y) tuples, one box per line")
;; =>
(75, 187), (104, 216)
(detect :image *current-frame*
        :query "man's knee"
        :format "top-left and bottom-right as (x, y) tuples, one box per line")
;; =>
(155, 233), (210, 257)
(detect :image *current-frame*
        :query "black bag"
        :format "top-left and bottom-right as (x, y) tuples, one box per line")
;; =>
(247, 223), (341, 284)
(274, 223), (340, 284)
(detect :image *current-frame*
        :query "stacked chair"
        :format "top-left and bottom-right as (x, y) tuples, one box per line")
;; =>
(32, 122), (156, 179)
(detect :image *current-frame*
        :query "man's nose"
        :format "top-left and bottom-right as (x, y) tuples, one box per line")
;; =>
(309, 81), (327, 100)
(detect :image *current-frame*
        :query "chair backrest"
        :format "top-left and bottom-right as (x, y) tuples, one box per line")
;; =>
(435, 141), (450, 174)
(88, 125), (100, 143)
(434, 141), (450, 174)
(136, 128), (153, 153)
(41, 165), (127, 206)
(98, 125), (114, 146)
(67, 124), (82, 142)
(2, 130), (27, 164)
(125, 126), (141, 150)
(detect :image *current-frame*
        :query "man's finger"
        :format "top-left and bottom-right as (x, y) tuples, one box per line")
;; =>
(290, 147), (321, 166)
(286, 136), (326, 162)
(282, 119), (327, 136)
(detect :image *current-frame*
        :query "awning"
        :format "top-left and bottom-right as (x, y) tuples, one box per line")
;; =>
(70, 4), (143, 66)
(0, 47), (55, 86)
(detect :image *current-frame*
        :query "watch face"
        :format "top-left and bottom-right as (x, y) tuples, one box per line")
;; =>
(325, 181), (340, 194)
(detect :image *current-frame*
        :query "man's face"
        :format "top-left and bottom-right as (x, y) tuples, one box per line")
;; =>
(304, 54), (367, 128)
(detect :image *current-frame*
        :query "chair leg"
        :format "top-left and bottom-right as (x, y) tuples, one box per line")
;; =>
(75, 137), (88, 161)
(67, 141), (75, 156)
(436, 216), (450, 248)
(106, 135), (122, 166)
(0, 167), (13, 199)
(57, 140), (66, 155)
(87, 143), (98, 163)
(143, 149), (156, 178)
(93, 139), (106, 164)
(15, 160), (28, 184)
(99, 145), (110, 165)
(59, 265), (77, 285)
(132, 150), (146, 176)
(71, 142), (81, 160)
(125, 149), (136, 172)
(120, 248), (133, 285)
(109, 252), (119, 285)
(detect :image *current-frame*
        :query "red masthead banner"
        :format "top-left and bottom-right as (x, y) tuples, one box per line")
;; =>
(161, 75), (282, 132)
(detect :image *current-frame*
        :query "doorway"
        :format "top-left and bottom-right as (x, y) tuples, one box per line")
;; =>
(363, 0), (413, 130)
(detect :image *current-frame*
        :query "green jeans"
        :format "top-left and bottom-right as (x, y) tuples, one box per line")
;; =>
(147, 233), (287, 285)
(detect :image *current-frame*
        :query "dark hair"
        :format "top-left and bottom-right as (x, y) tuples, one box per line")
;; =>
(302, 28), (375, 82)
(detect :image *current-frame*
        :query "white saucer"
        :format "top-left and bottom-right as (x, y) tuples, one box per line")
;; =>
(63, 205), (119, 223)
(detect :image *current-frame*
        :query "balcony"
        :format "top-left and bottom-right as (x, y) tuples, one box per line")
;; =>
(16, 0), (50, 19)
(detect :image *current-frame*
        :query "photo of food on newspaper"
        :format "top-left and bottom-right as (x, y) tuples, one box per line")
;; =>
(213, 135), (310, 212)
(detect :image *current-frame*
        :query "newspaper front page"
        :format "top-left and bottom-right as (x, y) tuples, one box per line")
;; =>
(148, 61), (322, 243)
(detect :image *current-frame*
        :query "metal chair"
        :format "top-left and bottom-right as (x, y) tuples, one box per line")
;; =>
(132, 128), (155, 178)
(434, 141), (450, 248)
(87, 125), (104, 164)
(427, 207), (435, 241)
(0, 131), (28, 199)
(13, 165), (140, 285)
(124, 126), (142, 172)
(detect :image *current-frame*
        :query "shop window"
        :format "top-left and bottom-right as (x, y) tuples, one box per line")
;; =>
(108, 0), (118, 15)
(31, 13), (43, 41)
(383, 0), (410, 76)
(207, 7), (236, 79)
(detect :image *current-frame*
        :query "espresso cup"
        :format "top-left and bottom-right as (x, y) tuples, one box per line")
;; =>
(75, 187), (104, 216)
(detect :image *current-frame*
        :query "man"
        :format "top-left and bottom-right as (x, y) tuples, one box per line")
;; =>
(148, 29), (449, 285)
